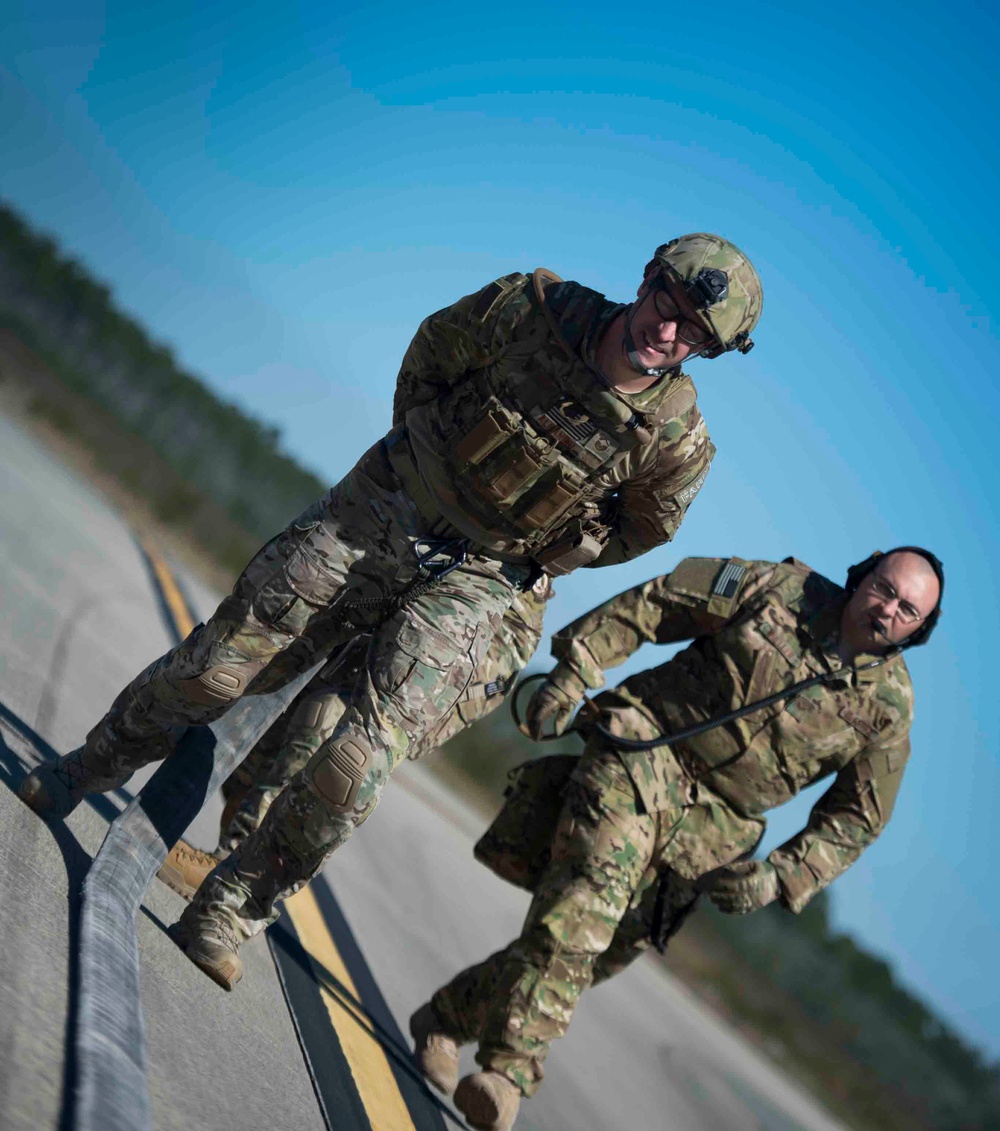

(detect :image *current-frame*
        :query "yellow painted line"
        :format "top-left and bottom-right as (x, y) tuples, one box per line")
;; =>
(285, 886), (419, 1131)
(144, 540), (417, 1128)
(141, 538), (197, 638)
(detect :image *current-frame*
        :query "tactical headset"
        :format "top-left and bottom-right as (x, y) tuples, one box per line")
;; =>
(844, 546), (945, 648)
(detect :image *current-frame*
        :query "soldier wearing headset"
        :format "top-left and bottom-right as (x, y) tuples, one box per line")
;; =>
(411, 547), (943, 1131)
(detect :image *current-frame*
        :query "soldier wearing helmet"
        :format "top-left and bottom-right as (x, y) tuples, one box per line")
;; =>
(21, 235), (764, 993)
(622, 233), (762, 379)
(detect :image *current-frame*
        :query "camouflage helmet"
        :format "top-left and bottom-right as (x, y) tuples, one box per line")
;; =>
(648, 233), (763, 358)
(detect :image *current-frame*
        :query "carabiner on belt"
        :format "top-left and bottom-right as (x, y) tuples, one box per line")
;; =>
(414, 537), (469, 580)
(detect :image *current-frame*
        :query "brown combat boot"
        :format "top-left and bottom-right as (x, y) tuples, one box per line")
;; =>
(157, 841), (224, 902)
(168, 910), (243, 991)
(18, 749), (94, 819)
(454, 1071), (522, 1131)
(409, 1002), (461, 1095)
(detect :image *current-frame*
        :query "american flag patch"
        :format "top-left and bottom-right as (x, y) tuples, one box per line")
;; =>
(712, 561), (746, 599)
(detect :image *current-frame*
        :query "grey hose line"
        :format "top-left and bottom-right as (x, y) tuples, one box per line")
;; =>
(75, 661), (324, 1131)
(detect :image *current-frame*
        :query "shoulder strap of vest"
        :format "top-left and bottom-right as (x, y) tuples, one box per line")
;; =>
(531, 270), (659, 450)
(642, 374), (698, 426)
(531, 267), (573, 359)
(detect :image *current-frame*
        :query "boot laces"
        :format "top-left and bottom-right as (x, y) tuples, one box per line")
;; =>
(215, 917), (240, 953)
(427, 1031), (460, 1057)
(174, 843), (219, 868)
(54, 750), (89, 792)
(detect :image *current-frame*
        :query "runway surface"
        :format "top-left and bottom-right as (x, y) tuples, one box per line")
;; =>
(0, 410), (850, 1131)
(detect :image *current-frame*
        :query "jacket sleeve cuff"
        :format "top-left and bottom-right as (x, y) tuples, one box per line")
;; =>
(550, 640), (604, 690)
(552, 658), (598, 697)
(769, 852), (819, 915)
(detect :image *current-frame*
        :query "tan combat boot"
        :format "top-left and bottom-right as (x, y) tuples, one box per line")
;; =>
(409, 1002), (461, 1095)
(168, 909), (243, 992)
(454, 1071), (522, 1131)
(157, 841), (224, 902)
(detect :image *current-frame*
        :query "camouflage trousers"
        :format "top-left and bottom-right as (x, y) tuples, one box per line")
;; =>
(216, 580), (551, 854)
(83, 440), (526, 931)
(431, 701), (754, 1097)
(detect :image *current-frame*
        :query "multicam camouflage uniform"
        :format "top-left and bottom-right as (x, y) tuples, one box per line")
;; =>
(430, 556), (914, 1095)
(47, 262), (718, 952)
(216, 580), (552, 853)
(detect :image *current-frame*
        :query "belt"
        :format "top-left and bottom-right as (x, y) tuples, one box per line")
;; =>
(384, 427), (539, 591)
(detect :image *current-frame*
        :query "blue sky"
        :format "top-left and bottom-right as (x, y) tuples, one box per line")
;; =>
(4, 0), (999, 1056)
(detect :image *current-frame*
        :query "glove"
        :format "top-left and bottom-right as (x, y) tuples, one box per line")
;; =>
(709, 859), (780, 915)
(524, 665), (588, 740)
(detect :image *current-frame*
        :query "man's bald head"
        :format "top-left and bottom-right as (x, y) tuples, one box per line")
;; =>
(840, 548), (943, 659)
(880, 550), (941, 613)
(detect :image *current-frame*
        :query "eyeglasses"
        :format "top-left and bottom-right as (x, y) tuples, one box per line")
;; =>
(867, 573), (925, 625)
(651, 283), (713, 347)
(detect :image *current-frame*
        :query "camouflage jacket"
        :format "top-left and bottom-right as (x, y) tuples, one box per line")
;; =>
(392, 272), (714, 567)
(551, 557), (915, 912)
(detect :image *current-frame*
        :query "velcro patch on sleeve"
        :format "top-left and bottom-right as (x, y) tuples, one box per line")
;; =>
(712, 561), (747, 600)
(668, 557), (728, 601)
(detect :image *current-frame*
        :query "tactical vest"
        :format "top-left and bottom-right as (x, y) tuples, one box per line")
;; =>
(403, 271), (698, 561)
(649, 579), (900, 815)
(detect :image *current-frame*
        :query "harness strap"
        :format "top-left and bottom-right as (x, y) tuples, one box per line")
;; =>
(384, 426), (448, 531)
(531, 267), (569, 354)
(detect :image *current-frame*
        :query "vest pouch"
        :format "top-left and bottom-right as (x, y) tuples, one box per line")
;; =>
(515, 464), (581, 533)
(535, 531), (604, 576)
(482, 435), (545, 502)
(454, 397), (518, 466)
(474, 754), (580, 890)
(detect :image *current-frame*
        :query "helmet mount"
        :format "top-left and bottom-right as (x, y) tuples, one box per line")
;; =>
(687, 267), (730, 309)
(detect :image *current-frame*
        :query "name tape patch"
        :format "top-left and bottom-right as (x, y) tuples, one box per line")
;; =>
(675, 464), (710, 507)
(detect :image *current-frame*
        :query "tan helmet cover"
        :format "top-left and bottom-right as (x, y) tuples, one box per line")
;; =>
(650, 233), (763, 356)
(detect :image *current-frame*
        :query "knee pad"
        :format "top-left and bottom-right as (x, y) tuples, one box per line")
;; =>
(295, 692), (347, 737)
(177, 664), (249, 707)
(309, 735), (371, 814)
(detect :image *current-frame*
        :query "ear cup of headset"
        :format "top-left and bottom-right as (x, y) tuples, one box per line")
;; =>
(844, 551), (885, 595)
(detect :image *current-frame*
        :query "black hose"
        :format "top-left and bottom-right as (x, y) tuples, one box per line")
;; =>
(512, 656), (890, 752)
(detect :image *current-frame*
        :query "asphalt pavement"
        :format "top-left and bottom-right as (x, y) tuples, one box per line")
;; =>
(0, 409), (851, 1131)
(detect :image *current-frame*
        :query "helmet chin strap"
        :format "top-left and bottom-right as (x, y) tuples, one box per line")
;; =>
(622, 292), (674, 377)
